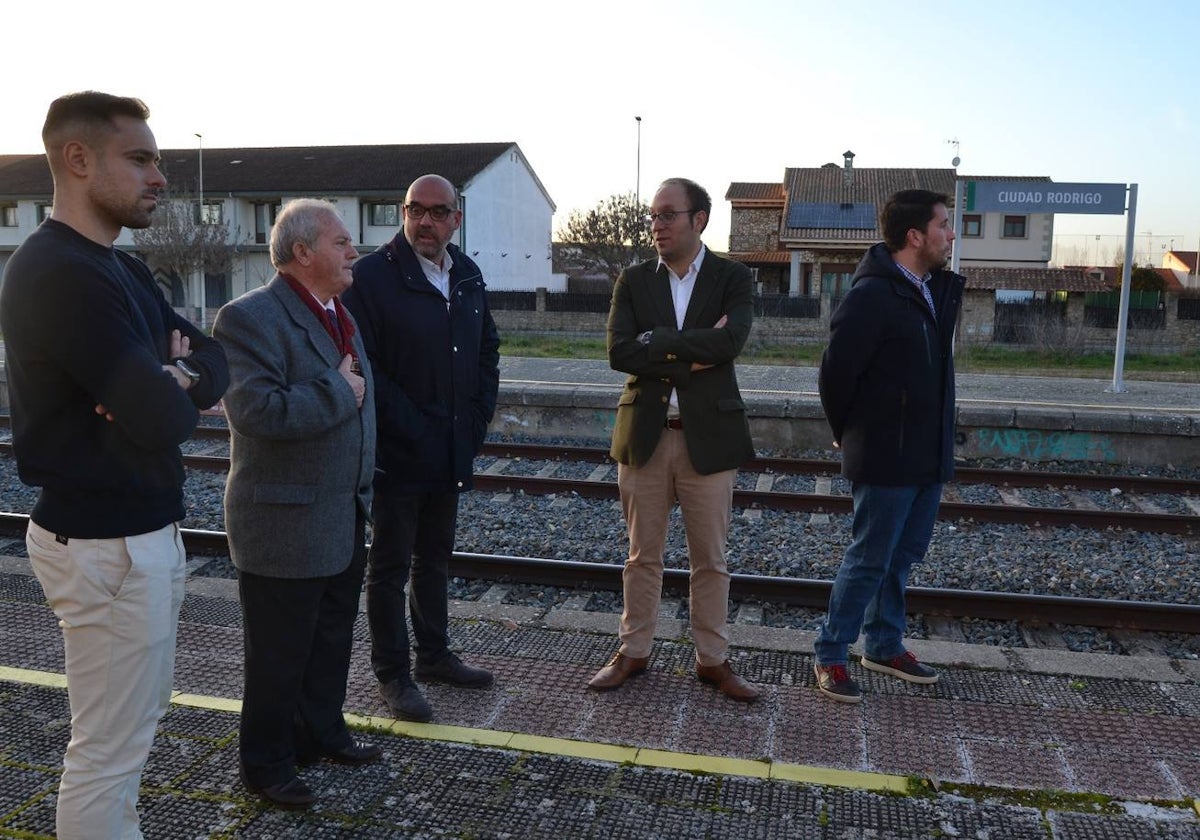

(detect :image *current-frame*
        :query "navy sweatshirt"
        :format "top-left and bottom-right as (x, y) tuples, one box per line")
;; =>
(0, 219), (229, 537)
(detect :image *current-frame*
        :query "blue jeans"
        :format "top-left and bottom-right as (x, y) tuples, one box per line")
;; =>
(814, 482), (942, 666)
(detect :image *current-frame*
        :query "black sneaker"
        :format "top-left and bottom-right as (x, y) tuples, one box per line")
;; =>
(814, 663), (862, 704)
(861, 651), (939, 685)
(415, 653), (494, 689)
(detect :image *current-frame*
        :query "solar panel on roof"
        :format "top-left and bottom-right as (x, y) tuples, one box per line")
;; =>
(786, 202), (877, 230)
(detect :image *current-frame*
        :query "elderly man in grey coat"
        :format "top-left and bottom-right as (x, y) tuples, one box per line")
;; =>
(214, 198), (380, 811)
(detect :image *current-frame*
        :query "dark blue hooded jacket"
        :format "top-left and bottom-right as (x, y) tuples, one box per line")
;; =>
(818, 242), (965, 486)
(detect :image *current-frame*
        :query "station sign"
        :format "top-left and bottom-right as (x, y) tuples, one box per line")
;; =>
(964, 181), (1127, 215)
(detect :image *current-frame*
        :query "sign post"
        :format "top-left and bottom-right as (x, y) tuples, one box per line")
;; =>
(961, 179), (1135, 392)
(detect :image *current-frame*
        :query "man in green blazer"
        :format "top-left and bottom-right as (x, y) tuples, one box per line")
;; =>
(588, 178), (759, 702)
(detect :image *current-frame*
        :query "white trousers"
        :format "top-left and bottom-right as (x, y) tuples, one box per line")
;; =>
(27, 520), (185, 840)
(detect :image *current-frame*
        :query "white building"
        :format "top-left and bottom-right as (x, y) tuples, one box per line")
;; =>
(0, 142), (561, 316)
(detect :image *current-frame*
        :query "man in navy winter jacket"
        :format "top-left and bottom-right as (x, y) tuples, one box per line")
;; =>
(342, 174), (500, 723)
(813, 189), (965, 704)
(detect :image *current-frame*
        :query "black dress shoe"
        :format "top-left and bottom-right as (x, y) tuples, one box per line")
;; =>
(414, 653), (494, 688)
(242, 774), (315, 810)
(380, 679), (433, 722)
(297, 740), (383, 767)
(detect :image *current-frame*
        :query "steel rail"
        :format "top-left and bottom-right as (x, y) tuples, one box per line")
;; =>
(1, 440), (1195, 533)
(7, 419), (1194, 494)
(0, 513), (1192, 633)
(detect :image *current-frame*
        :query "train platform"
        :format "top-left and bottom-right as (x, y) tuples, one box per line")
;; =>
(495, 357), (1200, 469)
(2, 554), (1200, 838)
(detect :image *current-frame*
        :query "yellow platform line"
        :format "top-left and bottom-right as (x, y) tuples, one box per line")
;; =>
(0, 665), (910, 794)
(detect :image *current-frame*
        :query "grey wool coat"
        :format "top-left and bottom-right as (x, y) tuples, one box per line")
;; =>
(213, 275), (376, 579)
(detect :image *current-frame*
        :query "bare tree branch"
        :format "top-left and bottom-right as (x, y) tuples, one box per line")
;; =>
(556, 193), (654, 281)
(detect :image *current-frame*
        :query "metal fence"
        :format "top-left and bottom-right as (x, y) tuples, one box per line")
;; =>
(1178, 297), (1200, 321)
(544, 292), (611, 313)
(487, 291), (537, 311)
(993, 300), (1068, 344)
(754, 295), (820, 318)
(488, 291), (824, 318)
(1082, 290), (1166, 330)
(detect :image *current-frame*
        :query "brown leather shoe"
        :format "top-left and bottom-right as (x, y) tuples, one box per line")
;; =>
(696, 661), (760, 702)
(588, 653), (649, 691)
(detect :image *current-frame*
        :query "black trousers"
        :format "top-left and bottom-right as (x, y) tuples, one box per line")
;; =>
(237, 514), (366, 787)
(366, 490), (458, 685)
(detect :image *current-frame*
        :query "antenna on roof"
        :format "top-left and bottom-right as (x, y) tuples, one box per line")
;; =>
(947, 138), (961, 168)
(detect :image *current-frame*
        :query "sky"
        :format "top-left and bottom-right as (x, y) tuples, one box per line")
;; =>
(5, 0), (1198, 268)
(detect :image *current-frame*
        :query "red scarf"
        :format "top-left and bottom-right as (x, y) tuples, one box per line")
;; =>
(281, 274), (357, 361)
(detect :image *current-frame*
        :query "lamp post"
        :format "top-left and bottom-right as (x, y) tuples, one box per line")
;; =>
(195, 133), (204, 212)
(634, 116), (642, 204)
(195, 133), (206, 327)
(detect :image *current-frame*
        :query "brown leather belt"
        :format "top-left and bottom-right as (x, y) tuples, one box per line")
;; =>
(664, 417), (683, 430)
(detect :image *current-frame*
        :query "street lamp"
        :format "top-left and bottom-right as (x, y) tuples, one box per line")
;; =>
(195, 133), (204, 218)
(634, 116), (642, 204)
(195, 133), (205, 327)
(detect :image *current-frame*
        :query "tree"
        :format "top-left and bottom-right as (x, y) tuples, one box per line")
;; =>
(556, 193), (654, 282)
(132, 190), (239, 305)
(1126, 266), (1165, 292)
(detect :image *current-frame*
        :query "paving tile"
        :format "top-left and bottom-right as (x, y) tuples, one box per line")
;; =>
(490, 692), (592, 738)
(0, 764), (55, 819)
(866, 694), (958, 735)
(865, 728), (968, 781)
(1040, 707), (1149, 751)
(673, 706), (771, 759)
(953, 699), (1056, 743)
(1047, 808), (1200, 839)
(139, 791), (243, 838)
(963, 738), (1070, 790)
(1062, 746), (1181, 799)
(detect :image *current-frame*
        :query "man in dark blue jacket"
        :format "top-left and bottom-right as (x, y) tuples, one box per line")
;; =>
(813, 189), (965, 703)
(342, 174), (500, 722)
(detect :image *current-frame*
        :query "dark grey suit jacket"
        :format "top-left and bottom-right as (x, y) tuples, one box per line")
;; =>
(214, 275), (376, 578)
(607, 250), (755, 475)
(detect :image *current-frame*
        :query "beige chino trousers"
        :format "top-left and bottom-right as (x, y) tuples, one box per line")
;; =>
(616, 427), (736, 666)
(27, 520), (185, 840)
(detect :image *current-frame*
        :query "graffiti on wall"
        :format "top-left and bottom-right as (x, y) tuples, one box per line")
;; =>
(970, 428), (1117, 462)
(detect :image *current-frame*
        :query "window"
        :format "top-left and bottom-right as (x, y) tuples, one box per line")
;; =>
(369, 202), (400, 227)
(36, 204), (53, 224)
(1002, 215), (1027, 238)
(1, 205), (17, 226)
(193, 201), (223, 225)
(962, 214), (982, 237)
(254, 202), (281, 244)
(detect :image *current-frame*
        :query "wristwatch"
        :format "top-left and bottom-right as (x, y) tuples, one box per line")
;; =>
(173, 357), (201, 385)
(637, 330), (653, 345)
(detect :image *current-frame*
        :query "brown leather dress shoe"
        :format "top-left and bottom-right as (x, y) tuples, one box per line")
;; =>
(587, 653), (649, 691)
(696, 661), (760, 702)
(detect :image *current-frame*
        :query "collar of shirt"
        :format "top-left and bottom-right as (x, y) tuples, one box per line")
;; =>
(416, 250), (453, 300)
(657, 244), (706, 284)
(893, 257), (931, 290)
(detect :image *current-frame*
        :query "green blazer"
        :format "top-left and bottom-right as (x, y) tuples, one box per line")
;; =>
(607, 250), (755, 475)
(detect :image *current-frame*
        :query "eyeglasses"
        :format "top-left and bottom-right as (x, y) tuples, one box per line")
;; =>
(644, 209), (693, 226)
(404, 203), (456, 222)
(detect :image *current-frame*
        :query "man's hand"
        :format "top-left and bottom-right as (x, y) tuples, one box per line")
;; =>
(339, 354), (366, 408)
(168, 329), (191, 360)
(690, 314), (730, 371)
(162, 329), (194, 389)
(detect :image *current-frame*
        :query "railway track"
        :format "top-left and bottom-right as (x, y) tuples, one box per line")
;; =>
(0, 511), (1195, 635)
(1, 435), (1197, 534)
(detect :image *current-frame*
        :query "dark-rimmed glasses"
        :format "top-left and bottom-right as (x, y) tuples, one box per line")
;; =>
(404, 203), (456, 222)
(644, 209), (693, 226)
